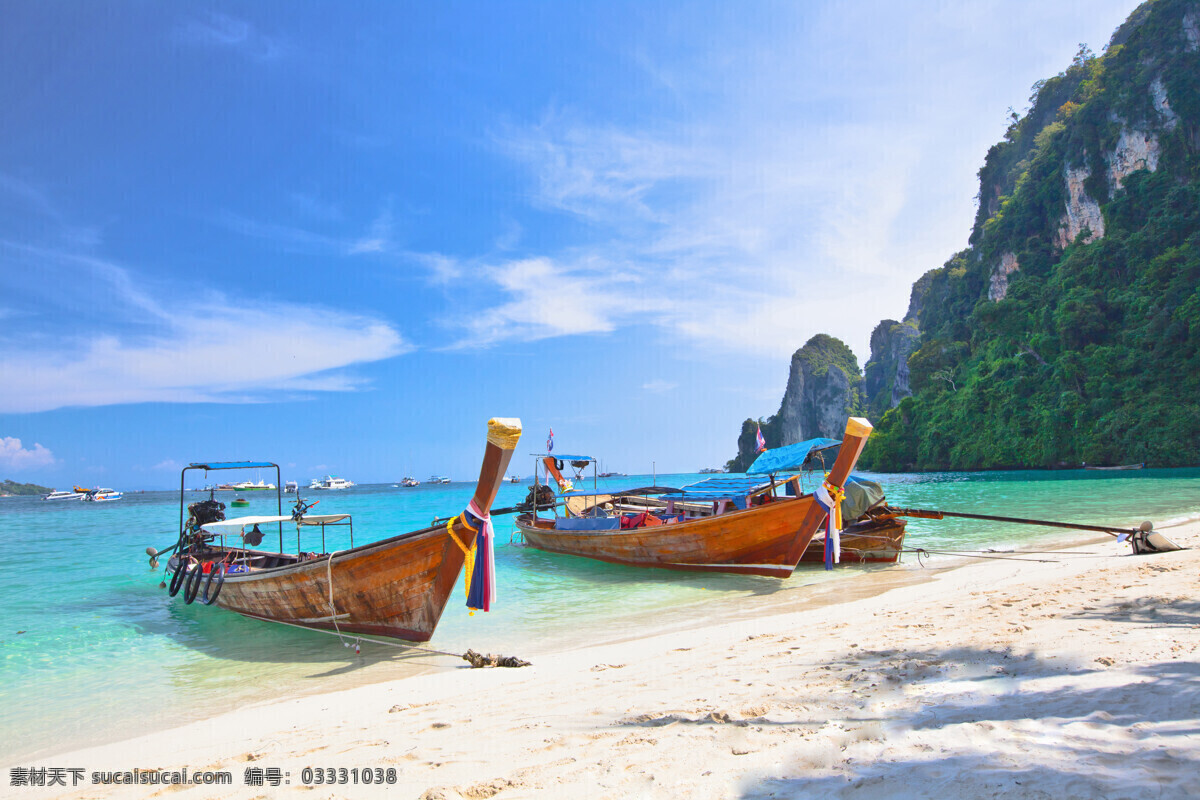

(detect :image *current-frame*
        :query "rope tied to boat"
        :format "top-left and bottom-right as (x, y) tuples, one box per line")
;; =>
(814, 477), (846, 570)
(445, 499), (496, 614)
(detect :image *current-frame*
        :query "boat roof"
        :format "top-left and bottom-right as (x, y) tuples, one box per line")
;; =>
(202, 514), (350, 531)
(747, 437), (841, 475)
(658, 476), (789, 501)
(188, 461), (279, 471)
(532, 454), (594, 462)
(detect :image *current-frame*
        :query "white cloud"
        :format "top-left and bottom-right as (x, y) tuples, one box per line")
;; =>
(176, 13), (283, 61)
(0, 437), (55, 470)
(642, 380), (677, 394)
(1, 305), (408, 413)
(445, 256), (659, 348)
(153, 459), (182, 471)
(0, 244), (411, 413)
(463, 2), (1137, 363)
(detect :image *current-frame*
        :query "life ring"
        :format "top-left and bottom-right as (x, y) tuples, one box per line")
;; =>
(168, 560), (190, 597)
(202, 564), (225, 605)
(183, 563), (205, 604)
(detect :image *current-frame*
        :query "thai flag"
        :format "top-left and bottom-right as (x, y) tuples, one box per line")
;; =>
(755, 425), (766, 453)
(814, 483), (842, 570)
(547, 428), (554, 452)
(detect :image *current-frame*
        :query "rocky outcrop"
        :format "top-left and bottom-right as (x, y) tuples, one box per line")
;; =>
(775, 335), (864, 445)
(1184, 10), (1199, 51)
(1107, 125), (1162, 190)
(1055, 165), (1106, 248)
(727, 335), (864, 471)
(1150, 76), (1180, 127)
(863, 320), (919, 419)
(987, 252), (1021, 301)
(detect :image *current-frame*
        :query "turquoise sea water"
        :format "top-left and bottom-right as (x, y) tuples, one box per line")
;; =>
(2, 468), (1198, 762)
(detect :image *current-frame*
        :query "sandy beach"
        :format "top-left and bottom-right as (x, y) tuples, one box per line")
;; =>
(24, 519), (1200, 799)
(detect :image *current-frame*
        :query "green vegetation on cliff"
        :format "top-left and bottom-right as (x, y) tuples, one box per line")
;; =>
(863, 0), (1200, 470)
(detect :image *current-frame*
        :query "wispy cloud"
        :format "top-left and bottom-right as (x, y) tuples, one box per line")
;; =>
(0, 236), (411, 413)
(1, 302), (408, 413)
(0, 437), (56, 470)
(454, 3), (1133, 362)
(642, 380), (677, 394)
(176, 13), (283, 61)
(444, 255), (659, 348)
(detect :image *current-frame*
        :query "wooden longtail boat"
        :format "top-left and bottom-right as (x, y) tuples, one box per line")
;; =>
(153, 417), (521, 642)
(797, 513), (906, 565)
(514, 418), (880, 578)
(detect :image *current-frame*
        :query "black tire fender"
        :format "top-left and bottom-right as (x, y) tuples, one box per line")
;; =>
(202, 564), (226, 606)
(168, 560), (189, 597)
(183, 563), (204, 604)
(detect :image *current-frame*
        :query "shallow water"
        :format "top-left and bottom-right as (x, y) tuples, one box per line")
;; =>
(2, 467), (1197, 761)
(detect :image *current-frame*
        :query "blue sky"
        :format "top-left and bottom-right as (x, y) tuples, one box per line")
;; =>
(1, 1), (1141, 489)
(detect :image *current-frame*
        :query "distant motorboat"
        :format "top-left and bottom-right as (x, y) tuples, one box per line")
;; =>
(428, 476), (451, 484)
(43, 489), (87, 501)
(1084, 463), (1146, 471)
(508, 474), (521, 483)
(400, 477), (420, 487)
(312, 475), (355, 490)
(83, 488), (123, 502)
(284, 481), (298, 494)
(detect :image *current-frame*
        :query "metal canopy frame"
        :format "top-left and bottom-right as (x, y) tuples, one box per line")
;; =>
(179, 461), (284, 550)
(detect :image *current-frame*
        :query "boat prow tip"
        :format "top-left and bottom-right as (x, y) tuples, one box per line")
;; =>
(487, 418), (523, 449)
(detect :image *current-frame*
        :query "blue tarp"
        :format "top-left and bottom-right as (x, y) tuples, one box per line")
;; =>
(657, 476), (786, 502)
(747, 438), (840, 474)
(532, 454), (593, 462)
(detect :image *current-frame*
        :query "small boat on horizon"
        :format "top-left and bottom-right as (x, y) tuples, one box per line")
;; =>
(428, 476), (452, 484)
(400, 477), (420, 487)
(43, 488), (88, 501)
(311, 475), (355, 490)
(1084, 463), (1146, 470)
(83, 488), (123, 502)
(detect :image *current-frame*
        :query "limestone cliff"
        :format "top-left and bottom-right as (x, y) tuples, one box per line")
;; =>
(862, 0), (1200, 470)
(726, 335), (863, 472)
(732, 0), (1200, 473)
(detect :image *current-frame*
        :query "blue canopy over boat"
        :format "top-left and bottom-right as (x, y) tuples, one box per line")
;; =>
(657, 476), (785, 501)
(747, 438), (840, 475)
(188, 461), (279, 470)
(532, 454), (594, 462)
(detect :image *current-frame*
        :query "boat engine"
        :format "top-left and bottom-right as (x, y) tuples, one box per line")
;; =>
(521, 484), (557, 511)
(188, 498), (226, 525)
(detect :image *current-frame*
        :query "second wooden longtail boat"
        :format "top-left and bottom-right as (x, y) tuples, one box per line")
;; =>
(150, 417), (521, 642)
(515, 418), (884, 577)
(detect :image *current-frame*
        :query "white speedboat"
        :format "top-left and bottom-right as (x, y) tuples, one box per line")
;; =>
(84, 488), (123, 502)
(312, 475), (355, 490)
(43, 489), (87, 501)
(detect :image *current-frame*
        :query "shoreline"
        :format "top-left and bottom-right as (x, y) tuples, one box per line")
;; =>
(22, 518), (1200, 798)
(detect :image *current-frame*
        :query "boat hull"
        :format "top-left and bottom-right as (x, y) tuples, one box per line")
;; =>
(516, 496), (820, 578)
(797, 517), (907, 565)
(213, 524), (471, 642)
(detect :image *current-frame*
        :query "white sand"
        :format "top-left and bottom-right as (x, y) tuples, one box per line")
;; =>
(27, 520), (1200, 799)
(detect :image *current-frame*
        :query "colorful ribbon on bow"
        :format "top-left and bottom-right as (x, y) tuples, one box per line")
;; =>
(814, 478), (845, 571)
(446, 498), (497, 613)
